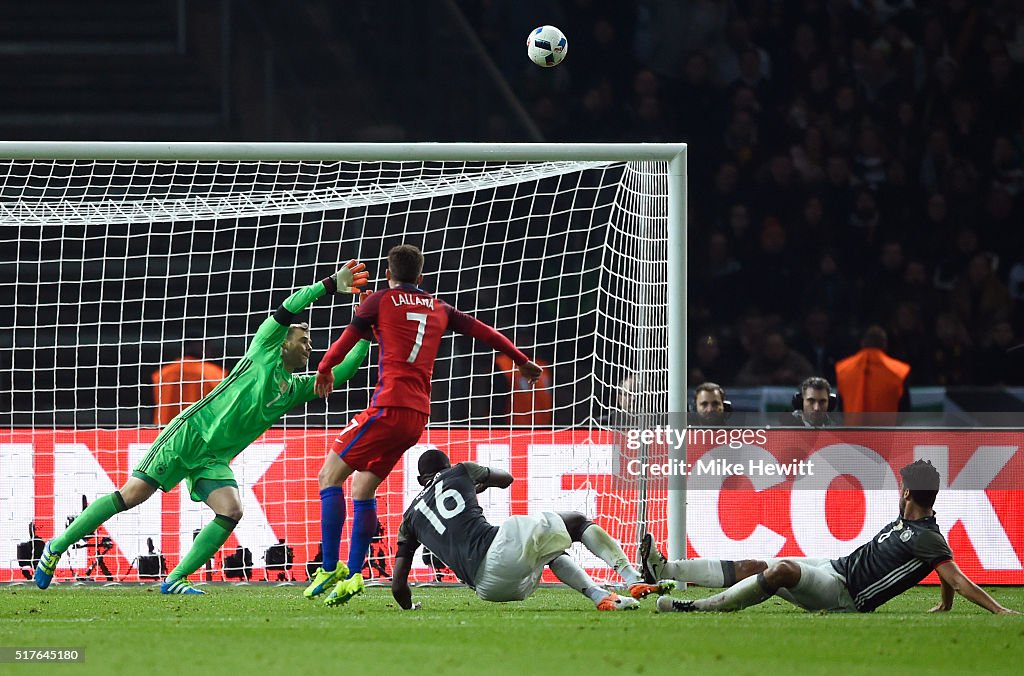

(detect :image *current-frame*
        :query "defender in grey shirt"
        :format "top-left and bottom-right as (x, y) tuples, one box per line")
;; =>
(644, 459), (1018, 615)
(392, 448), (673, 612)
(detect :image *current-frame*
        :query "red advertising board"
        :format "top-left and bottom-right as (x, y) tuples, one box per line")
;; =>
(1, 428), (1021, 585)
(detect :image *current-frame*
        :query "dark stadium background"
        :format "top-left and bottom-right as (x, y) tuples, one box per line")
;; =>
(2, 0), (1024, 422)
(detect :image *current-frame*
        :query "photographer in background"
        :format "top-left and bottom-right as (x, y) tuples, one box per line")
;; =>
(790, 376), (838, 428)
(693, 382), (729, 425)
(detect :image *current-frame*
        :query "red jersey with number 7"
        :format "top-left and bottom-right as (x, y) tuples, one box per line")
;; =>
(322, 283), (530, 415)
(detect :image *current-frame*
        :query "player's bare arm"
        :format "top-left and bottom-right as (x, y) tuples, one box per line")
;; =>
(391, 528), (422, 610)
(934, 560), (1018, 614)
(475, 466), (514, 493)
(517, 360), (543, 385)
(442, 303), (535, 369)
(391, 554), (417, 610)
(928, 572), (956, 612)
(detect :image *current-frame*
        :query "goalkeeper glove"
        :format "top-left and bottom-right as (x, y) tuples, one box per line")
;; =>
(324, 260), (369, 294)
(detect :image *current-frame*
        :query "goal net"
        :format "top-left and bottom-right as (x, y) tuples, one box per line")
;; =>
(0, 143), (683, 585)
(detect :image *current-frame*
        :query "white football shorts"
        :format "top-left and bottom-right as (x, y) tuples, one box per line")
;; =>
(767, 557), (858, 612)
(474, 511), (572, 602)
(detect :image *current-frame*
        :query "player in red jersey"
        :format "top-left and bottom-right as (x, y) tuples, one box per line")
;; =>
(304, 244), (543, 606)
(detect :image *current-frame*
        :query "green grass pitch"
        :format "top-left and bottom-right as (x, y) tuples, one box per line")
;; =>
(1, 584), (1022, 674)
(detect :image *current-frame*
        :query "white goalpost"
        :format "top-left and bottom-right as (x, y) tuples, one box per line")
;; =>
(0, 142), (687, 584)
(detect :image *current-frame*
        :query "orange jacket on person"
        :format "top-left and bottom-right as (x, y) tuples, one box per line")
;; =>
(151, 357), (226, 426)
(834, 348), (910, 413)
(495, 353), (553, 426)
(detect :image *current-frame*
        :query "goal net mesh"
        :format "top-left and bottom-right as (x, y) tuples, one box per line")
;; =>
(0, 156), (669, 584)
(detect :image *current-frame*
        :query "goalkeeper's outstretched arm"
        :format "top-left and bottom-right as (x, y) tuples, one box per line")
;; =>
(276, 260), (368, 322)
(249, 261), (368, 357)
(295, 337), (370, 401)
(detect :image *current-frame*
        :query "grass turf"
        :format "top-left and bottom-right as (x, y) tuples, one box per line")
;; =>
(1, 583), (1022, 675)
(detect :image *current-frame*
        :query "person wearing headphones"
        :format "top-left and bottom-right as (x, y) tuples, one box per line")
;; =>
(693, 382), (731, 425)
(790, 376), (838, 427)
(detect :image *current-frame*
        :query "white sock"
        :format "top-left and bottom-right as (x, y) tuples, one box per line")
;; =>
(549, 554), (610, 604)
(581, 524), (642, 586)
(693, 572), (775, 611)
(663, 559), (736, 587)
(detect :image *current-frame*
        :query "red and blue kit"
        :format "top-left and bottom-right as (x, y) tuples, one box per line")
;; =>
(319, 284), (528, 478)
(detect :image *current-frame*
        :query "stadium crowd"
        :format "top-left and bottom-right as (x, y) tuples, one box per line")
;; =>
(468, 0), (1024, 389)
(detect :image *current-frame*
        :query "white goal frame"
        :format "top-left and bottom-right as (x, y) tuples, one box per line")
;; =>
(0, 140), (689, 561)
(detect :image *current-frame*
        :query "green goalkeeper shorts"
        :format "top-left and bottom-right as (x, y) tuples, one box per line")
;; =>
(133, 420), (237, 502)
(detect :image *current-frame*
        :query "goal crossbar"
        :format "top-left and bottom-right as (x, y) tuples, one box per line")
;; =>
(0, 141), (686, 163)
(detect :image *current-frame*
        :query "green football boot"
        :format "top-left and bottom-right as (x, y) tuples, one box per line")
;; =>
(324, 572), (365, 607)
(304, 564), (349, 599)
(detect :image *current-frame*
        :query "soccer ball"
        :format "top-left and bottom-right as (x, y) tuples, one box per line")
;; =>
(527, 25), (568, 67)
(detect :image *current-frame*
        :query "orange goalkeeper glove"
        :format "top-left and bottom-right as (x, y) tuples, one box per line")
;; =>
(326, 260), (368, 294)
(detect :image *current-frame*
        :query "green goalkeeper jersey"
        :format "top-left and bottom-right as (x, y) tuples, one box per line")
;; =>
(166, 280), (368, 461)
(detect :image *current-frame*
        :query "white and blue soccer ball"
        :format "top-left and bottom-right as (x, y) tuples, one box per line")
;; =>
(527, 25), (568, 67)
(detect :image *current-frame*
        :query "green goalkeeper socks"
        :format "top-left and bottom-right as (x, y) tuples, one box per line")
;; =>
(51, 492), (127, 553)
(167, 515), (237, 581)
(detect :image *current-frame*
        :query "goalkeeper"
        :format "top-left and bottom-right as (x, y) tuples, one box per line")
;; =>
(35, 262), (372, 595)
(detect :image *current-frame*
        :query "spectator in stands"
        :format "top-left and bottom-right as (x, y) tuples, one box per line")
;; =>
(904, 193), (953, 263)
(928, 312), (976, 387)
(576, 77), (629, 142)
(625, 69), (674, 142)
(821, 154), (857, 228)
(735, 310), (769, 368)
(726, 203), (758, 264)
(853, 126), (891, 191)
(689, 333), (735, 387)
(843, 188), (882, 272)
(735, 331), (815, 387)
(743, 218), (801, 321)
(706, 161), (742, 229)
(791, 308), (846, 383)
(935, 228), (981, 291)
(151, 340), (225, 426)
(673, 52), (723, 175)
(835, 326), (911, 415)
(982, 185), (1020, 257)
(755, 154), (801, 225)
(790, 194), (835, 264)
(976, 320), (1024, 386)
(802, 251), (856, 327)
(723, 106), (762, 178)
(863, 241), (907, 324)
(894, 259), (944, 320)
(790, 127), (827, 186)
(698, 232), (743, 324)
(919, 123), (956, 199)
(950, 252), (1012, 343)
(886, 301), (933, 381)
